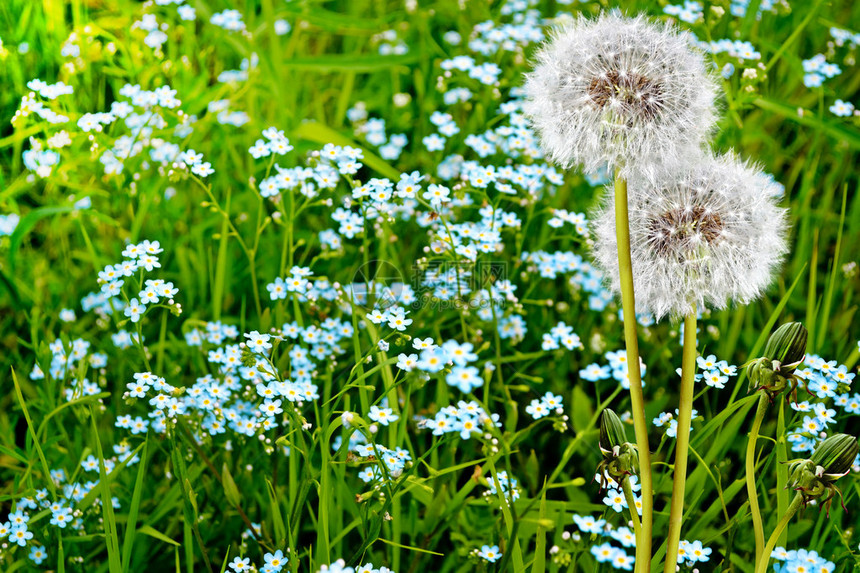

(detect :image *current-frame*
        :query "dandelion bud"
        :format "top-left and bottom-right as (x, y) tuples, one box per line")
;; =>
(762, 322), (807, 375)
(747, 322), (807, 395)
(787, 433), (859, 510)
(599, 408), (627, 455)
(810, 433), (859, 478)
(597, 409), (638, 482)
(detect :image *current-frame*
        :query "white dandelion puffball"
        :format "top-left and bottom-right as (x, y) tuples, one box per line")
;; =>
(523, 12), (719, 178)
(591, 153), (789, 320)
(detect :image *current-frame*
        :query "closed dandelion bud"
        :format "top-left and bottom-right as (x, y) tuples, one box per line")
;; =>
(762, 322), (807, 376)
(599, 409), (627, 456)
(597, 409), (638, 482)
(787, 434), (858, 510)
(747, 322), (807, 395)
(746, 357), (775, 394)
(810, 433), (859, 479)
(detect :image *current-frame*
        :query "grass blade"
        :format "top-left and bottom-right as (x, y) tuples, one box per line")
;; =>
(122, 438), (150, 571)
(89, 406), (123, 573)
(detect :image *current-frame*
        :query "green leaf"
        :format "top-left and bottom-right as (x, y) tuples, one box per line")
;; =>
(0, 444), (28, 465)
(281, 5), (391, 33)
(532, 486), (548, 573)
(377, 538), (444, 556)
(753, 98), (860, 148)
(185, 478), (198, 515)
(222, 463), (241, 508)
(8, 206), (75, 270)
(37, 392), (111, 441)
(266, 479), (287, 546)
(570, 385), (593, 433)
(90, 407), (123, 573)
(138, 525), (181, 547)
(122, 439), (150, 572)
(11, 368), (56, 498)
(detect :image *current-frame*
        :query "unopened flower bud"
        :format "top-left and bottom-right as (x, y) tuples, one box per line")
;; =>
(786, 433), (858, 511)
(747, 322), (807, 396)
(810, 433), (859, 478)
(599, 409), (627, 455)
(596, 409), (638, 482)
(762, 322), (807, 376)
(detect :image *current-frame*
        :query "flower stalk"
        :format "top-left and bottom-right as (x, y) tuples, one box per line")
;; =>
(621, 476), (642, 539)
(756, 433), (857, 573)
(745, 392), (769, 566)
(745, 322), (808, 566)
(613, 172), (653, 571)
(664, 310), (697, 572)
(754, 493), (803, 573)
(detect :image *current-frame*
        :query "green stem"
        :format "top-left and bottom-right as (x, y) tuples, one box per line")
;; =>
(663, 310), (697, 573)
(614, 172), (653, 571)
(776, 399), (789, 547)
(746, 392), (769, 565)
(621, 476), (641, 540)
(156, 310), (168, 374)
(754, 493), (803, 573)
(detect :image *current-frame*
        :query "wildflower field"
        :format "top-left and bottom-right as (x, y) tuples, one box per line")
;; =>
(2, 0), (860, 571)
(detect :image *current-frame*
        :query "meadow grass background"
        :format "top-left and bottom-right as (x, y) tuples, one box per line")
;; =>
(1, 0), (859, 571)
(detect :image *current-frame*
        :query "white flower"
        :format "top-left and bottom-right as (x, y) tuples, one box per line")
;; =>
(523, 12), (718, 178)
(591, 152), (788, 319)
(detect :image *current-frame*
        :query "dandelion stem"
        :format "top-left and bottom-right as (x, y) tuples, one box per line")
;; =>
(613, 172), (653, 571)
(664, 310), (697, 572)
(745, 392), (769, 565)
(754, 493), (803, 573)
(621, 476), (641, 539)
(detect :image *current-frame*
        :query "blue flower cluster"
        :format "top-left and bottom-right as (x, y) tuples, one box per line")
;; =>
(311, 558), (395, 573)
(579, 350), (647, 390)
(484, 470), (521, 504)
(1, 460), (131, 566)
(681, 353), (738, 389)
(664, 1), (703, 24)
(787, 354), (859, 468)
(569, 512), (712, 569)
(526, 392), (564, 420)
(596, 474), (642, 516)
(802, 54), (842, 88)
(418, 399), (502, 439)
(653, 408), (699, 439)
(227, 549), (328, 573)
(770, 547), (835, 573)
(349, 109), (409, 160)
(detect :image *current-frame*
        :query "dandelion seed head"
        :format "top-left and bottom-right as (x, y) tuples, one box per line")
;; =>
(592, 153), (789, 319)
(523, 12), (719, 178)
